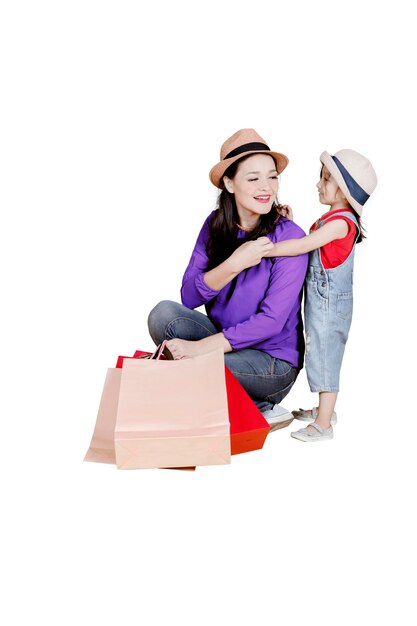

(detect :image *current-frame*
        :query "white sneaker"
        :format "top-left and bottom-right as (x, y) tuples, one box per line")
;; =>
(262, 404), (294, 432)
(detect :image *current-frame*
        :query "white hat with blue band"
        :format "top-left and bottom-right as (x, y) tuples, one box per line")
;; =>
(320, 149), (377, 216)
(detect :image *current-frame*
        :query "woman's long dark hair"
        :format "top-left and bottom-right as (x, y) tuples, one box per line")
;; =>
(206, 155), (284, 270)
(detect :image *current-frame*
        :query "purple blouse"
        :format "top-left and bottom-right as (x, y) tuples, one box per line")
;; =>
(181, 212), (308, 368)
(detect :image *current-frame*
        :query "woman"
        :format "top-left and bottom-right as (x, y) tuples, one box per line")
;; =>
(148, 129), (308, 429)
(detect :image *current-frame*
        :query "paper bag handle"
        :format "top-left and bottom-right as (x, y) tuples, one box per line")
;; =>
(150, 340), (173, 360)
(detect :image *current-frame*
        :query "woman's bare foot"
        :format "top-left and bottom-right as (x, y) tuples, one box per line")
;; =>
(165, 338), (201, 359)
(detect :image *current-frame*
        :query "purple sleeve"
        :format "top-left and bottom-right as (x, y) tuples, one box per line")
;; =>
(180, 214), (220, 309)
(222, 253), (308, 349)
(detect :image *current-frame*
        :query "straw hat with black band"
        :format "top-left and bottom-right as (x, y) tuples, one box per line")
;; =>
(320, 149), (377, 216)
(209, 129), (289, 189)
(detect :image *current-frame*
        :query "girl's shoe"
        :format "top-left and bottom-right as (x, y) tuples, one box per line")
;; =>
(292, 406), (337, 425)
(291, 422), (334, 442)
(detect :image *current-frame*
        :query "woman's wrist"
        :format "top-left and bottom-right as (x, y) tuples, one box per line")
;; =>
(224, 255), (242, 275)
(203, 258), (239, 291)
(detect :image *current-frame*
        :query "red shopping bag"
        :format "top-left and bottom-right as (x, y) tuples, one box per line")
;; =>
(224, 367), (269, 455)
(115, 352), (269, 456)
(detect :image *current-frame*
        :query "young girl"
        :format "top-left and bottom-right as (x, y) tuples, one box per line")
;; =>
(264, 149), (377, 442)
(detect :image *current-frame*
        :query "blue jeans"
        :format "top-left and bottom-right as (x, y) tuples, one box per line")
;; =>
(147, 300), (298, 412)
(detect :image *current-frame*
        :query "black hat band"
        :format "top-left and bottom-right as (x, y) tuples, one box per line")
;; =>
(224, 142), (270, 160)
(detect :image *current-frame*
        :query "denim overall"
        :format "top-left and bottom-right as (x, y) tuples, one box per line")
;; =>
(304, 210), (359, 392)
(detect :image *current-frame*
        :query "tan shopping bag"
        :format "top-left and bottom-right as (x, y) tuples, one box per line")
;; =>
(84, 368), (121, 464)
(83, 365), (196, 471)
(114, 348), (231, 469)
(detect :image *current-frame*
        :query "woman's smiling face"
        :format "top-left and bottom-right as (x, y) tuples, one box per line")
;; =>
(223, 154), (279, 220)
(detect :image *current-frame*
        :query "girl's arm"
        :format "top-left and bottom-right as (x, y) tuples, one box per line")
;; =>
(263, 219), (349, 257)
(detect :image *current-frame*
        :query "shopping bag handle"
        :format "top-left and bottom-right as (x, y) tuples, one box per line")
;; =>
(150, 340), (173, 360)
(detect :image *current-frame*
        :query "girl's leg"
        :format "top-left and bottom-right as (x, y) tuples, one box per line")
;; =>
(293, 393), (338, 425)
(147, 300), (217, 345)
(315, 392), (337, 429)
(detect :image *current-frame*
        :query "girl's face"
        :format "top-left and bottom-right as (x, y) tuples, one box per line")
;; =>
(223, 154), (279, 219)
(316, 165), (347, 206)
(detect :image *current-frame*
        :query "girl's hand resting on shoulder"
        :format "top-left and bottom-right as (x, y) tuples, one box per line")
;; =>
(229, 237), (274, 272)
(277, 204), (293, 220)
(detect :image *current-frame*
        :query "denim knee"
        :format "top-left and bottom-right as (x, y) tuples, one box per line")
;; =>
(266, 376), (297, 406)
(147, 300), (180, 343)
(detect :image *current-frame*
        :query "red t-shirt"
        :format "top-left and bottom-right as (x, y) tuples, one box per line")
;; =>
(310, 209), (357, 269)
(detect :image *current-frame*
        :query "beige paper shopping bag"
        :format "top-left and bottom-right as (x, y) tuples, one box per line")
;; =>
(84, 363), (196, 470)
(84, 368), (121, 464)
(114, 348), (231, 469)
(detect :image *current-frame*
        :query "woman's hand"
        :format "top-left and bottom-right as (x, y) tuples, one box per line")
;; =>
(277, 204), (293, 220)
(229, 237), (274, 273)
(166, 334), (232, 360)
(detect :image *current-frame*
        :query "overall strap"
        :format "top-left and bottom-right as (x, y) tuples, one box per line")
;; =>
(319, 210), (359, 230)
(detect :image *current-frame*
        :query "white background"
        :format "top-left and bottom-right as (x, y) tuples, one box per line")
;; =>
(1, 1), (416, 624)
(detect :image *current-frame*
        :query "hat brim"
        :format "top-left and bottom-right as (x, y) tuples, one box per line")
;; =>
(320, 151), (363, 216)
(209, 150), (289, 188)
